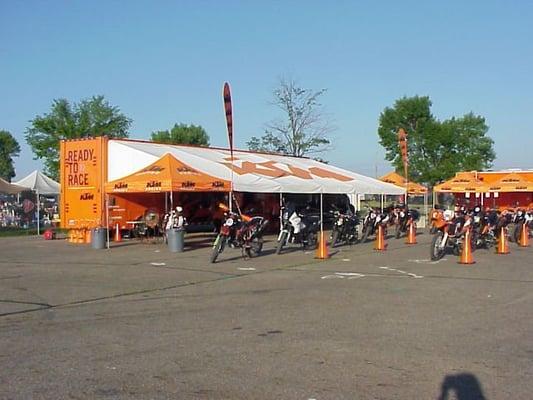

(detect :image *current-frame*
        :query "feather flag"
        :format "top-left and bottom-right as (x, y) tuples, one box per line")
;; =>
(223, 82), (233, 159)
(398, 128), (409, 181)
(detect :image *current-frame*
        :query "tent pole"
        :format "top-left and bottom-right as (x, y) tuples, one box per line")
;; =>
(165, 192), (168, 213)
(320, 192), (324, 239)
(380, 194), (384, 212)
(279, 193), (283, 233)
(36, 189), (40, 235)
(105, 194), (110, 249)
(170, 191), (173, 210)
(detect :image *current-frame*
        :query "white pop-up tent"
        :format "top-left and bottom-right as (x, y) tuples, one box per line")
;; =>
(107, 140), (404, 196)
(14, 170), (60, 234)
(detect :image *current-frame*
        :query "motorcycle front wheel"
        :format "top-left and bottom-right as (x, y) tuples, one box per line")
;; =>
(361, 225), (372, 243)
(430, 232), (446, 261)
(395, 224), (402, 239)
(331, 229), (340, 247)
(305, 231), (318, 250)
(276, 231), (288, 255)
(249, 236), (264, 257)
(210, 235), (225, 263)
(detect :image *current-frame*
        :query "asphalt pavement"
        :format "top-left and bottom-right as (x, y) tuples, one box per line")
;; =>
(0, 232), (532, 399)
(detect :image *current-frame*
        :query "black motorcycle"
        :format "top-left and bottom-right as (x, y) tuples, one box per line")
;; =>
(276, 207), (320, 254)
(470, 208), (497, 250)
(330, 210), (360, 247)
(210, 211), (268, 263)
(393, 207), (420, 239)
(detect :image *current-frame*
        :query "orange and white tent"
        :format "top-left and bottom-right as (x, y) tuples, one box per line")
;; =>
(107, 139), (405, 195)
(433, 172), (488, 193)
(485, 172), (533, 192)
(105, 153), (230, 193)
(379, 171), (427, 195)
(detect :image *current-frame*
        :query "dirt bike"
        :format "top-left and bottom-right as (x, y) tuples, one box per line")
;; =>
(330, 210), (360, 247)
(430, 212), (472, 261)
(429, 207), (445, 234)
(360, 207), (390, 243)
(276, 207), (320, 254)
(210, 211), (268, 263)
(393, 207), (419, 239)
(510, 209), (533, 243)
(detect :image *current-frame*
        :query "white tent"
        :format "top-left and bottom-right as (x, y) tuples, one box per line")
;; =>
(0, 177), (25, 194)
(107, 140), (404, 196)
(14, 170), (60, 195)
(14, 171), (60, 234)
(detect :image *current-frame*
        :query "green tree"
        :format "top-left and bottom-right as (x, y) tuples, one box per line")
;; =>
(377, 96), (495, 186)
(150, 123), (210, 146)
(0, 130), (21, 181)
(247, 78), (333, 157)
(26, 96), (131, 180)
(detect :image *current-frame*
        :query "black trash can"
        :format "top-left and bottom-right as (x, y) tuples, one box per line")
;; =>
(91, 228), (107, 250)
(167, 228), (185, 252)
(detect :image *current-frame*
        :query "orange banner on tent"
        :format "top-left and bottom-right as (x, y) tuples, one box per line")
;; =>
(105, 153), (231, 193)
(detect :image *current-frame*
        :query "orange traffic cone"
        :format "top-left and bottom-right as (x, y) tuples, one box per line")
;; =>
(315, 231), (329, 259)
(496, 227), (510, 254)
(458, 228), (475, 264)
(114, 223), (122, 242)
(74, 229), (83, 244)
(405, 222), (417, 245)
(518, 223), (530, 247)
(67, 230), (74, 243)
(85, 228), (92, 244)
(374, 224), (386, 251)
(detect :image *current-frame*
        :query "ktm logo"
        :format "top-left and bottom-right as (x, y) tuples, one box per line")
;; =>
(138, 166), (165, 176)
(146, 181), (162, 188)
(177, 167), (198, 174)
(181, 181), (196, 188)
(220, 158), (352, 182)
(79, 193), (94, 200)
(114, 182), (128, 190)
(211, 181), (225, 188)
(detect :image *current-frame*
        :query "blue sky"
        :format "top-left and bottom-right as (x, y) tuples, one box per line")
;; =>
(1, 0), (532, 180)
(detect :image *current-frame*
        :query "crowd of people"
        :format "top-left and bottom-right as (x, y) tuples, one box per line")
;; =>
(0, 196), (59, 229)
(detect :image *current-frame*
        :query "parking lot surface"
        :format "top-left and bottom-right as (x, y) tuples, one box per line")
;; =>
(1, 233), (532, 399)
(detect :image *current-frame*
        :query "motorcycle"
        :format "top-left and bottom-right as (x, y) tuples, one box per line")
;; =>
(469, 207), (499, 250)
(393, 207), (419, 239)
(210, 209), (268, 263)
(330, 210), (360, 247)
(360, 207), (390, 243)
(276, 206), (320, 254)
(430, 210), (472, 261)
(510, 209), (533, 243)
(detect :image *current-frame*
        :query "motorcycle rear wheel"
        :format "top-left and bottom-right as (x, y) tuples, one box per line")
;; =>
(395, 225), (402, 239)
(249, 236), (264, 257)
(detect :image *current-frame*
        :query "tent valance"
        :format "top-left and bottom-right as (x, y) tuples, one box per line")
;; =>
(379, 171), (428, 195)
(106, 140), (405, 195)
(105, 153), (231, 193)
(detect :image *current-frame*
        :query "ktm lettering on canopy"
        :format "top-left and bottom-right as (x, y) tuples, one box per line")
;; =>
(221, 157), (352, 182)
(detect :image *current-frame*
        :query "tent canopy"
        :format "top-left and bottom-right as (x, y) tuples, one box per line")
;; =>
(107, 140), (405, 195)
(0, 177), (25, 194)
(105, 153), (231, 193)
(14, 170), (60, 195)
(486, 172), (533, 192)
(433, 172), (488, 193)
(379, 171), (428, 194)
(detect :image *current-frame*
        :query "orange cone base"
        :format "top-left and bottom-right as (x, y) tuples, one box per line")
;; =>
(374, 225), (386, 251)
(406, 224), (417, 245)
(519, 224), (530, 247)
(84, 229), (92, 244)
(458, 229), (475, 264)
(315, 231), (329, 259)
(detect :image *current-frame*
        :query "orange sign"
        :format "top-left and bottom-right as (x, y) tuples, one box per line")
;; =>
(60, 137), (107, 228)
